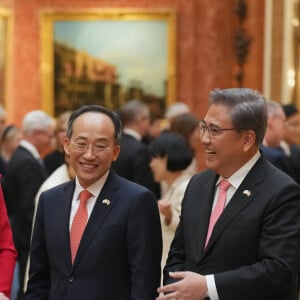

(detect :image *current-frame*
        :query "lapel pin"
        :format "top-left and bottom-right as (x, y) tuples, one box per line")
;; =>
(243, 190), (251, 197)
(102, 199), (111, 206)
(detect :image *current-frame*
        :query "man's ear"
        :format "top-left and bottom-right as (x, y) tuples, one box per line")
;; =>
(243, 130), (256, 152)
(63, 137), (70, 156)
(112, 144), (121, 162)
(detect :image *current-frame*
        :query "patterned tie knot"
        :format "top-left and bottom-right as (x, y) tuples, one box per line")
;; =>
(219, 179), (231, 192)
(79, 189), (92, 206)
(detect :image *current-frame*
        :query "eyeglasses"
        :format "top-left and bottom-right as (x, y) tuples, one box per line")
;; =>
(70, 140), (112, 154)
(199, 120), (244, 138)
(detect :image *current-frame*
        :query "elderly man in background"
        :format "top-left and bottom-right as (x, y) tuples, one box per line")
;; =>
(260, 100), (296, 180)
(3, 110), (54, 300)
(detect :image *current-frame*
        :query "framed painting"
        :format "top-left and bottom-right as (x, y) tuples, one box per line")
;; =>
(0, 7), (12, 108)
(40, 9), (176, 116)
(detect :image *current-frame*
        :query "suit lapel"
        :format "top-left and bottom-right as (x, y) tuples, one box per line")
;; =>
(72, 171), (119, 267)
(55, 181), (75, 269)
(188, 171), (217, 262)
(202, 156), (266, 254)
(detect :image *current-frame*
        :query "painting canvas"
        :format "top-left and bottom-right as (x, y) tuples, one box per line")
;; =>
(41, 10), (176, 116)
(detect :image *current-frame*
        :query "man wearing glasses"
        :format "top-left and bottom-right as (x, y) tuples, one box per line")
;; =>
(24, 105), (162, 300)
(157, 88), (300, 300)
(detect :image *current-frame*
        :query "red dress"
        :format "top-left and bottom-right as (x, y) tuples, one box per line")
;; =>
(0, 184), (17, 298)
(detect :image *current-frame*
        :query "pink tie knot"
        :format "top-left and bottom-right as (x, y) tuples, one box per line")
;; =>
(219, 179), (231, 192)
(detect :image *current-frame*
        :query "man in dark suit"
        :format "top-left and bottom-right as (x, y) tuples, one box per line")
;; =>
(112, 100), (160, 198)
(3, 110), (54, 299)
(260, 100), (297, 181)
(157, 88), (300, 300)
(24, 105), (162, 300)
(280, 104), (300, 184)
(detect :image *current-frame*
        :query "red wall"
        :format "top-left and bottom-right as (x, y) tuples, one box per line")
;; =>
(0, 0), (264, 125)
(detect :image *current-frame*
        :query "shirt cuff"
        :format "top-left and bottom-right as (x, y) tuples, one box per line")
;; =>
(206, 274), (219, 300)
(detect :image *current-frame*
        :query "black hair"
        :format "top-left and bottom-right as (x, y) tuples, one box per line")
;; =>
(210, 88), (267, 145)
(149, 132), (193, 172)
(66, 105), (122, 143)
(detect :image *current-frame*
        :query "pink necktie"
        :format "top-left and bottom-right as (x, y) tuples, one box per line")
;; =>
(70, 189), (92, 263)
(205, 180), (231, 248)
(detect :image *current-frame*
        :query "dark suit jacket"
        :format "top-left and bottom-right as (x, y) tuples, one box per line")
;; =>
(289, 144), (300, 184)
(112, 133), (160, 198)
(43, 150), (65, 175)
(24, 170), (162, 300)
(3, 145), (48, 253)
(164, 155), (300, 300)
(260, 145), (297, 181)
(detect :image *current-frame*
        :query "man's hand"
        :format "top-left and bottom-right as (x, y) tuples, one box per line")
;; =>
(0, 292), (9, 300)
(157, 271), (208, 300)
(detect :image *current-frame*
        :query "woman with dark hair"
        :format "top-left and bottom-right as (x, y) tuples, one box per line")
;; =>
(149, 132), (193, 271)
(169, 113), (201, 176)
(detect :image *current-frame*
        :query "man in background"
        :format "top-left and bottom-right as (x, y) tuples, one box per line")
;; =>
(280, 104), (300, 183)
(282, 104), (300, 147)
(112, 99), (160, 198)
(260, 100), (296, 180)
(3, 110), (54, 300)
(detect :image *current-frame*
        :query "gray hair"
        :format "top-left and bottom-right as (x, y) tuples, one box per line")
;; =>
(165, 102), (190, 119)
(117, 100), (149, 126)
(210, 88), (267, 145)
(22, 110), (54, 134)
(66, 105), (122, 144)
(266, 100), (283, 118)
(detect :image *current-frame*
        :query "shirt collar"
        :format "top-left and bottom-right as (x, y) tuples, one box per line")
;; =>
(20, 140), (40, 159)
(74, 170), (110, 201)
(123, 128), (142, 141)
(217, 151), (261, 190)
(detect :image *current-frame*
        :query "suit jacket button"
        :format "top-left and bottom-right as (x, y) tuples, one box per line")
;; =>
(69, 276), (74, 283)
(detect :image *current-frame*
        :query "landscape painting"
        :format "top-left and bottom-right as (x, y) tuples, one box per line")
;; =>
(40, 10), (176, 116)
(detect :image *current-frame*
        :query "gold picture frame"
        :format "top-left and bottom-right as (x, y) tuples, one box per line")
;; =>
(0, 7), (12, 108)
(40, 9), (176, 116)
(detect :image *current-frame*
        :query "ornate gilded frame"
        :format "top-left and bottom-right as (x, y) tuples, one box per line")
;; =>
(40, 9), (176, 116)
(0, 7), (12, 107)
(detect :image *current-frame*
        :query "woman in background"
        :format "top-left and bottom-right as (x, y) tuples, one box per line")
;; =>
(0, 125), (22, 176)
(169, 113), (202, 176)
(149, 132), (193, 271)
(0, 182), (17, 300)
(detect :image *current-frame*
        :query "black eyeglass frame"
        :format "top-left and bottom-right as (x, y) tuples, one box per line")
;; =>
(198, 120), (248, 138)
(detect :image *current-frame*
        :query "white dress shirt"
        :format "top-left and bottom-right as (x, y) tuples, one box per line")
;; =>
(206, 151), (261, 300)
(69, 171), (109, 230)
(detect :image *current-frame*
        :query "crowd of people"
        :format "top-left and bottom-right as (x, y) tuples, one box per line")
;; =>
(1, 88), (300, 300)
